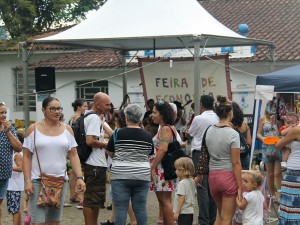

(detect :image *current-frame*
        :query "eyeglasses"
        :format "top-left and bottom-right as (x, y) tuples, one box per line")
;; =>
(47, 107), (63, 113)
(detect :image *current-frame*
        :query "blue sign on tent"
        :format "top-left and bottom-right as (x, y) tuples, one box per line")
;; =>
(144, 50), (154, 56)
(221, 46), (234, 53)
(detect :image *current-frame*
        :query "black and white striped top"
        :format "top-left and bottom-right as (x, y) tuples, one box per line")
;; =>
(106, 127), (154, 181)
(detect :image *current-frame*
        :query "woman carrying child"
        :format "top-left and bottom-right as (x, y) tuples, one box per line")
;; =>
(278, 112), (299, 170)
(276, 123), (300, 224)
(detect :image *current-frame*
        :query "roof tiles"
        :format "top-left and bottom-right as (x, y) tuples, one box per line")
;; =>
(200, 0), (300, 62)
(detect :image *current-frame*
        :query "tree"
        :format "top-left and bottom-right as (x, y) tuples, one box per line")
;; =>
(0, 0), (106, 39)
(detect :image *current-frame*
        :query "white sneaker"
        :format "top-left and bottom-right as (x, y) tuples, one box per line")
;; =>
(76, 202), (83, 209)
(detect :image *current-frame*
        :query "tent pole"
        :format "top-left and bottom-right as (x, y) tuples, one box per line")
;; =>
(21, 42), (30, 129)
(193, 37), (201, 116)
(249, 99), (262, 169)
(270, 46), (276, 72)
(121, 52), (127, 98)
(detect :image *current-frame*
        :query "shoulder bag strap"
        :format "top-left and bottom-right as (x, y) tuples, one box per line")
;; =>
(34, 124), (43, 178)
(113, 128), (120, 143)
(202, 125), (211, 147)
(166, 125), (176, 141)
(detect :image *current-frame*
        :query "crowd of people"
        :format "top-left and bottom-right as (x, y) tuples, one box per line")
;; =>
(1, 93), (300, 225)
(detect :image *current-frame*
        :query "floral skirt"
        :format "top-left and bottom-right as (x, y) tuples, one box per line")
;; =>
(149, 147), (177, 192)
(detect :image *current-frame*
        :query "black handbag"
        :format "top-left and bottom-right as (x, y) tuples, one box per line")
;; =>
(161, 125), (186, 180)
(196, 126), (211, 175)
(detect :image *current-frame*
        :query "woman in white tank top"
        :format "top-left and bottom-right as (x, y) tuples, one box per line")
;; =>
(22, 96), (86, 225)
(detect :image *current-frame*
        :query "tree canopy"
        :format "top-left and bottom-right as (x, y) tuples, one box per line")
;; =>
(0, 0), (106, 39)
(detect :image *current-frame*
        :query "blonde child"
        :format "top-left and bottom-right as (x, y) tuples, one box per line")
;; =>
(6, 151), (24, 225)
(279, 112), (299, 169)
(236, 171), (264, 225)
(173, 157), (196, 225)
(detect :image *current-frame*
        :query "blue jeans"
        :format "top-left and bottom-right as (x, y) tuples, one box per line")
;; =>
(192, 150), (217, 225)
(0, 178), (9, 199)
(111, 179), (150, 225)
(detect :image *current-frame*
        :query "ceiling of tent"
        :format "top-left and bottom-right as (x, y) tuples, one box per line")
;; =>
(34, 0), (275, 51)
(256, 64), (300, 93)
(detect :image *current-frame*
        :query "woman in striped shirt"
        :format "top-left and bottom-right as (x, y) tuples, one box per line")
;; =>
(106, 104), (154, 225)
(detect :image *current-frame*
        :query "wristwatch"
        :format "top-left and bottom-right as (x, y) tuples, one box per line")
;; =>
(77, 176), (84, 180)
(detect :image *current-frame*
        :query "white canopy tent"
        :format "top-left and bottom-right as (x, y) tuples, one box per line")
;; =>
(35, 0), (274, 50)
(24, 0), (275, 127)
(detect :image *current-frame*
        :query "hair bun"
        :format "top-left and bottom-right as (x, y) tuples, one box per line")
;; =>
(216, 95), (227, 104)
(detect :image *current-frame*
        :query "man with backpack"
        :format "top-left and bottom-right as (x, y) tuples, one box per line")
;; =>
(82, 92), (113, 225)
(185, 95), (219, 225)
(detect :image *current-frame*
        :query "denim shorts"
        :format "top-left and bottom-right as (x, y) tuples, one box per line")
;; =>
(29, 179), (67, 223)
(262, 144), (282, 163)
(0, 178), (9, 199)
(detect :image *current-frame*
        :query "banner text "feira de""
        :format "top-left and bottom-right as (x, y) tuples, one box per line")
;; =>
(155, 78), (188, 88)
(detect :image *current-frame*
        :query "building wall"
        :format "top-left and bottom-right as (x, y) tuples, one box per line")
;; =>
(0, 52), (63, 123)
(0, 51), (143, 124)
(39, 68), (142, 123)
(1, 50), (299, 126)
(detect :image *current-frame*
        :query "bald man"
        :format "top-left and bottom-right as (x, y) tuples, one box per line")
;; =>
(82, 92), (112, 225)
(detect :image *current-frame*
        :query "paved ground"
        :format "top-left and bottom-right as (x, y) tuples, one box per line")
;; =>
(2, 184), (279, 225)
(1, 184), (187, 225)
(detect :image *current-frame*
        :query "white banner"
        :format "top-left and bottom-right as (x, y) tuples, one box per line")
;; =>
(139, 56), (231, 119)
(255, 85), (274, 101)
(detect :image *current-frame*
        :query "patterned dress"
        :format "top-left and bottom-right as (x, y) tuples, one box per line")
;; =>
(0, 125), (18, 180)
(262, 118), (282, 163)
(149, 129), (177, 192)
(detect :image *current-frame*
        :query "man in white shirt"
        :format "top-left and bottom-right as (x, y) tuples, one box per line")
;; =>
(83, 92), (112, 225)
(186, 95), (219, 225)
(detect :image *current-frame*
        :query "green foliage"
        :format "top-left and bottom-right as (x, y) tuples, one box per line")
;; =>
(0, 0), (106, 38)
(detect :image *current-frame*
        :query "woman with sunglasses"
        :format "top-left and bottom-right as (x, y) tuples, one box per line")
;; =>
(0, 102), (22, 225)
(23, 96), (86, 225)
(150, 101), (178, 225)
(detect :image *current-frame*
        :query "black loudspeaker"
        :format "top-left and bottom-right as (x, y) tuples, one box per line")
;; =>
(35, 67), (56, 93)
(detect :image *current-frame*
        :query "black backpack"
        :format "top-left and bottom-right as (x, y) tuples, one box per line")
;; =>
(72, 112), (97, 164)
(234, 128), (250, 157)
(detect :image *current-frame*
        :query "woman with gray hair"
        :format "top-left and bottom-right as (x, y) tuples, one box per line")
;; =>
(106, 104), (154, 225)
